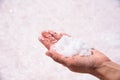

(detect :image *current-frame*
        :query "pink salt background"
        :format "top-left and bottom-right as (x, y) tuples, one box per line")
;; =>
(0, 0), (120, 80)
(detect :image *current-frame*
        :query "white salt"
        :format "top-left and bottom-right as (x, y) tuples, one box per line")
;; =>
(51, 35), (92, 57)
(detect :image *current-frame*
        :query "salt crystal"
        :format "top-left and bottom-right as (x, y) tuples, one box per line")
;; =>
(51, 35), (92, 57)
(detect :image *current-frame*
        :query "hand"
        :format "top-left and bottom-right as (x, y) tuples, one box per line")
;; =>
(39, 30), (110, 73)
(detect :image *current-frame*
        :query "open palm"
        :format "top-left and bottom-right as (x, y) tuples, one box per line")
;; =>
(39, 31), (110, 73)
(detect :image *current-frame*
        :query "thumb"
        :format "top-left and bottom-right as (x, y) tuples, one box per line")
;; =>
(45, 50), (67, 65)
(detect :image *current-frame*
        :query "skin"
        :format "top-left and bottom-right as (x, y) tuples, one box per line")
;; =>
(39, 30), (120, 80)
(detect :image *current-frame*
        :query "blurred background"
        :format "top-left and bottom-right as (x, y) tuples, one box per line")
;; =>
(0, 0), (120, 80)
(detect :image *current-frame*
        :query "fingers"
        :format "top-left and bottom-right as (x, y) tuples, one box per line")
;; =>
(39, 31), (58, 49)
(48, 31), (62, 40)
(48, 31), (70, 40)
(41, 31), (52, 38)
(60, 33), (71, 37)
(46, 50), (68, 65)
(42, 30), (62, 40)
(39, 30), (71, 58)
(39, 30), (69, 49)
(39, 36), (51, 49)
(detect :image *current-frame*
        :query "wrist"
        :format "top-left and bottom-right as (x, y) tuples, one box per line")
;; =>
(90, 61), (120, 80)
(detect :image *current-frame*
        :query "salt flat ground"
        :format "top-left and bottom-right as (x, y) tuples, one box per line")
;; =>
(0, 0), (120, 80)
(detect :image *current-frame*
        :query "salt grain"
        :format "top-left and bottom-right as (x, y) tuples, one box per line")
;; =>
(51, 35), (92, 57)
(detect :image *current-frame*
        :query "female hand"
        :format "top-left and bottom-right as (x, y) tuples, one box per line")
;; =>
(39, 31), (110, 73)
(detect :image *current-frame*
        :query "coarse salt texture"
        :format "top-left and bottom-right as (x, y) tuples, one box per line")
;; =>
(51, 35), (92, 57)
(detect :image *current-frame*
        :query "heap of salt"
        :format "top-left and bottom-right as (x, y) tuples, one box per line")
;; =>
(51, 35), (92, 57)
